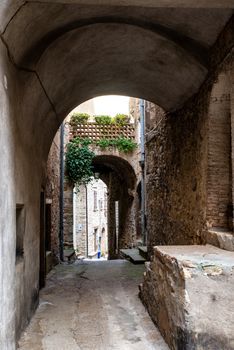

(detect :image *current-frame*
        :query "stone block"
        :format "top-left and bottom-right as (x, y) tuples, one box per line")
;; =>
(140, 244), (234, 350)
(205, 228), (234, 251)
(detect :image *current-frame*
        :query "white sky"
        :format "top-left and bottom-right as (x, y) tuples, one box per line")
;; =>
(93, 95), (129, 116)
(72, 95), (130, 117)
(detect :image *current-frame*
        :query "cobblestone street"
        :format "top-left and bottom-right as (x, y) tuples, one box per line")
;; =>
(18, 260), (168, 350)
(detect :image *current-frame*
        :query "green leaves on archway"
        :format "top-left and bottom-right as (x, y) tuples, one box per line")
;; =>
(65, 138), (95, 185)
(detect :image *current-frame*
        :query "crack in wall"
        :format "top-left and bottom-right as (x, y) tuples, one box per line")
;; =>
(0, 34), (59, 122)
(1, 2), (28, 36)
(1, 0), (209, 68)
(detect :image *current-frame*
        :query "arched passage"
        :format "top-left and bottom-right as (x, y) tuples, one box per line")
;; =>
(62, 149), (138, 260)
(0, 2), (233, 348)
(92, 154), (138, 258)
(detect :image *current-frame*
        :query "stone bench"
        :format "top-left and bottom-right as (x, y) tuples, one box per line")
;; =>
(139, 244), (234, 350)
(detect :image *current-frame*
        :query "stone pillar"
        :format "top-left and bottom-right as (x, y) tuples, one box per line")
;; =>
(230, 60), (234, 232)
(73, 185), (87, 256)
(63, 179), (74, 248)
(207, 71), (232, 230)
(107, 173), (119, 259)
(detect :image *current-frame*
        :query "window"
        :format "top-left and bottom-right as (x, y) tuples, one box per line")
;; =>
(16, 204), (25, 262)
(99, 199), (103, 210)
(94, 228), (98, 251)
(93, 190), (97, 211)
(104, 192), (107, 216)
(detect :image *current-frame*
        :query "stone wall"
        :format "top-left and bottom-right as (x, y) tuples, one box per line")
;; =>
(63, 179), (74, 248)
(206, 72), (232, 230)
(45, 130), (60, 260)
(145, 101), (206, 252)
(73, 179), (108, 257)
(145, 50), (234, 256)
(141, 31), (234, 350)
(140, 245), (234, 350)
(74, 185), (86, 256)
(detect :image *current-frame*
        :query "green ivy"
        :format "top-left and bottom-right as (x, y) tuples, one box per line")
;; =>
(96, 138), (111, 149)
(96, 137), (137, 152)
(114, 137), (137, 152)
(65, 139), (95, 185)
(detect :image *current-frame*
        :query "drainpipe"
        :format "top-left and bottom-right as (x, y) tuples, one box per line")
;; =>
(139, 99), (146, 246)
(59, 123), (64, 261)
(85, 184), (89, 258)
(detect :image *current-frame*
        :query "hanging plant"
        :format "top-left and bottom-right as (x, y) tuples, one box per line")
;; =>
(65, 138), (95, 186)
(96, 137), (137, 152)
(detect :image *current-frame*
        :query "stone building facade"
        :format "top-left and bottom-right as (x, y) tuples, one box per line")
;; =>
(140, 26), (234, 349)
(63, 98), (143, 259)
(45, 130), (61, 265)
(73, 179), (108, 258)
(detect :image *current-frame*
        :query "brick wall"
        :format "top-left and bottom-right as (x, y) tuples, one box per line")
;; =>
(145, 50), (234, 255)
(207, 72), (232, 230)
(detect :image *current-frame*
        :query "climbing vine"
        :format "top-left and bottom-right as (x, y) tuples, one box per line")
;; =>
(96, 137), (137, 152)
(66, 111), (137, 185)
(65, 136), (137, 184)
(65, 138), (95, 185)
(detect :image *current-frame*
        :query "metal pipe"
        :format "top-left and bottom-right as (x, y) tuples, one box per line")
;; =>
(59, 123), (64, 261)
(139, 99), (146, 246)
(140, 99), (145, 165)
(85, 184), (89, 258)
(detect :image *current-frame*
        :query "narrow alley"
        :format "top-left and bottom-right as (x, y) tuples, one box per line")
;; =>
(18, 260), (168, 350)
(1, 3), (234, 350)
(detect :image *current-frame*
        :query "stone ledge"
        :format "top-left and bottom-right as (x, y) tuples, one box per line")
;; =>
(140, 245), (234, 350)
(205, 228), (234, 251)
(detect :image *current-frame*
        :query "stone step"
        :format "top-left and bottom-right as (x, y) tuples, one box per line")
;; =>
(138, 246), (148, 259)
(140, 244), (234, 350)
(46, 251), (53, 274)
(63, 249), (76, 262)
(120, 248), (146, 264)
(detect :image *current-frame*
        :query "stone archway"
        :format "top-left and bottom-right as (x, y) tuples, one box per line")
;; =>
(0, 3), (233, 348)
(63, 150), (139, 260)
(92, 154), (138, 258)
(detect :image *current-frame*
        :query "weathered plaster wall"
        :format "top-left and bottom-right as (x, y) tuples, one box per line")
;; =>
(14, 68), (55, 344)
(0, 41), (16, 350)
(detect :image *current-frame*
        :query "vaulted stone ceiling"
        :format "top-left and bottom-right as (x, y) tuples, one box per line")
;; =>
(0, 1), (233, 119)
(93, 155), (137, 189)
